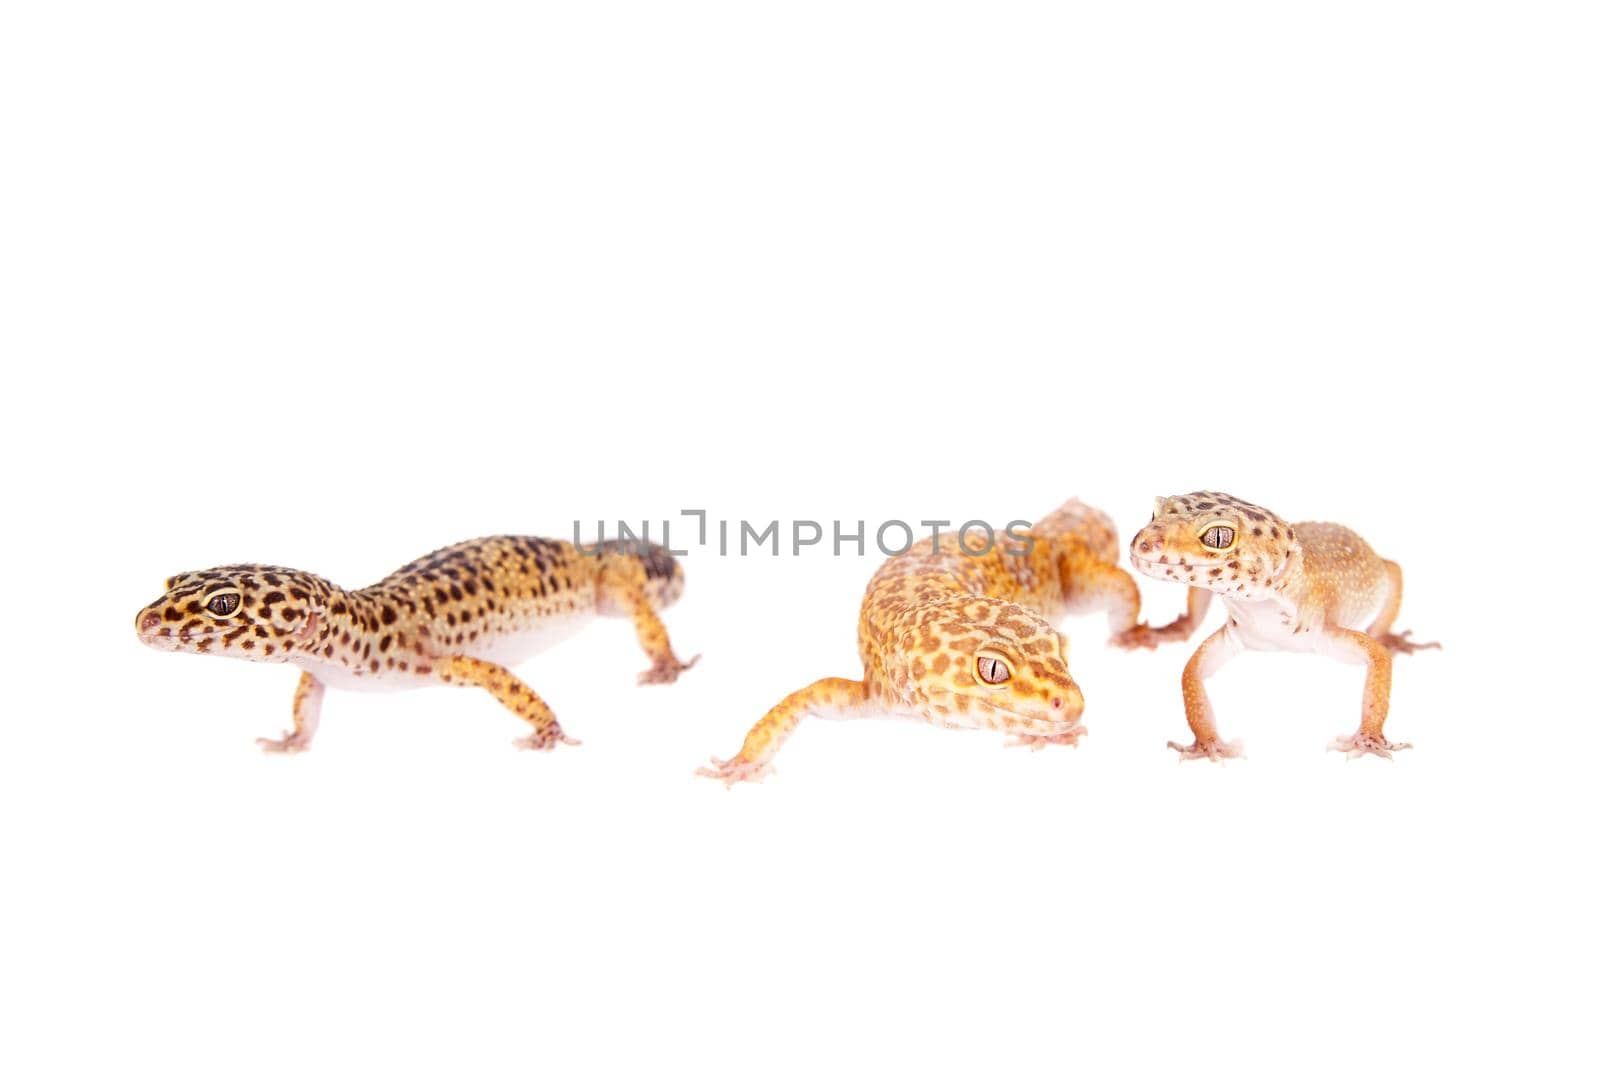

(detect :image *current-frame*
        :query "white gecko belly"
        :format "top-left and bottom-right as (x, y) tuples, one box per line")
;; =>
(460, 613), (592, 668)
(300, 661), (434, 693)
(297, 614), (592, 692)
(1227, 602), (1329, 654)
(1226, 598), (1380, 654)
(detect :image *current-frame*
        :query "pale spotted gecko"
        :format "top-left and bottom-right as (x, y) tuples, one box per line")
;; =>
(135, 537), (697, 752)
(697, 500), (1196, 785)
(1129, 492), (1438, 760)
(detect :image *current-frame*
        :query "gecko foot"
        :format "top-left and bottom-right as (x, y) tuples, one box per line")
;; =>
(1376, 630), (1441, 655)
(694, 755), (773, 788)
(1328, 732), (1411, 760)
(1167, 737), (1245, 762)
(256, 732), (312, 755)
(638, 654), (701, 686)
(1109, 625), (1162, 650)
(1005, 724), (1088, 751)
(512, 725), (581, 752)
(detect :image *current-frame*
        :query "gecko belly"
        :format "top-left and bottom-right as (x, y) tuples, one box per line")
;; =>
(461, 613), (593, 668)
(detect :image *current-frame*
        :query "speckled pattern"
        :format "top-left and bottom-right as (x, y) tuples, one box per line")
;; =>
(135, 537), (697, 753)
(1129, 491), (1438, 761)
(697, 500), (1197, 786)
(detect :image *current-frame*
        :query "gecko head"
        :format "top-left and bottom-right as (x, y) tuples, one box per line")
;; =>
(134, 565), (333, 662)
(1129, 491), (1298, 600)
(907, 600), (1084, 732)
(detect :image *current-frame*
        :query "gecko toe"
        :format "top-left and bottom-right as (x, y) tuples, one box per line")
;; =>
(695, 756), (772, 787)
(1167, 738), (1245, 762)
(256, 732), (311, 755)
(1328, 733), (1410, 759)
(638, 654), (700, 686)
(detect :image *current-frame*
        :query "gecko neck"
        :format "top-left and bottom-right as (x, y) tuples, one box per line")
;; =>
(286, 582), (372, 662)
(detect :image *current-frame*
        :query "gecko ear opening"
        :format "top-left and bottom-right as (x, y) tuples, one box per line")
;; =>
(292, 610), (321, 643)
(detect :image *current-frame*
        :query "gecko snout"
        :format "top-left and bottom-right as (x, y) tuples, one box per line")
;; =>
(138, 609), (161, 632)
(1049, 682), (1085, 724)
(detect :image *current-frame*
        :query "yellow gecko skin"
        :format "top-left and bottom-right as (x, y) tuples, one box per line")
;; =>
(134, 537), (697, 753)
(697, 500), (1196, 786)
(1128, 491), (1439, 762)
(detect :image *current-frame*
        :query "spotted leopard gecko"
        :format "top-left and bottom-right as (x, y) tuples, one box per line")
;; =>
(135, 537), (698, 752)
(1129, 491), (1438, 761)
(697, 499), (1195, 785)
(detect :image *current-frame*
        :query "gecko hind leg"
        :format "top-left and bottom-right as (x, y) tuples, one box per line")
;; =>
(1067, 559), (1198, 650)
(1368, 561), (1440, 655)
(596, 554), (699, 685)
(257, 671), (324, 754)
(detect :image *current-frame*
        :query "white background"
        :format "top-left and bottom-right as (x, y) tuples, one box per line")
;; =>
(2, 2), (1594, 1063)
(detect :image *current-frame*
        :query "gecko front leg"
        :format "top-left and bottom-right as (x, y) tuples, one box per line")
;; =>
(697, 677), (868, 787)
(1324, 628), (1411, 759)
(596, 554), (699, 685)
(435, 655), (578, 751)
(1168, 625), (1245, 761)
(257, 671), (324, 754)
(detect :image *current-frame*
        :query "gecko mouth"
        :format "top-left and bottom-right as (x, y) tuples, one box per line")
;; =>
(922, 685), (1081, 727)
(1131, 555), (1198, 572)
(140, 625), (234, 650)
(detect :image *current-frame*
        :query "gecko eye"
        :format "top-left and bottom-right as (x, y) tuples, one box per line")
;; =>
(204, 590), (242, 618)
(975, 655), (1012, 685)
(1199, 524), (1236, 551)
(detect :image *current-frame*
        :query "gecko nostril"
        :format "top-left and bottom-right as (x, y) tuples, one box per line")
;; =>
(1138, 540), (1152, 553)
(138, 610), (160, 632)
(1052, 697), (1063, 710)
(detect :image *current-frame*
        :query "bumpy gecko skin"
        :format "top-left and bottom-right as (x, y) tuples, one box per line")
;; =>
(134, 538), (697, 753)
(1129, 492), (1438, 762)
(697, 500), (1195, 786)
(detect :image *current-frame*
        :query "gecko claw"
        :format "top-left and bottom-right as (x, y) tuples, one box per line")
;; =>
(638, 654), (700, 686)
(1328, 733), (1411, 760)
(1167, 737), (1245, 762)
